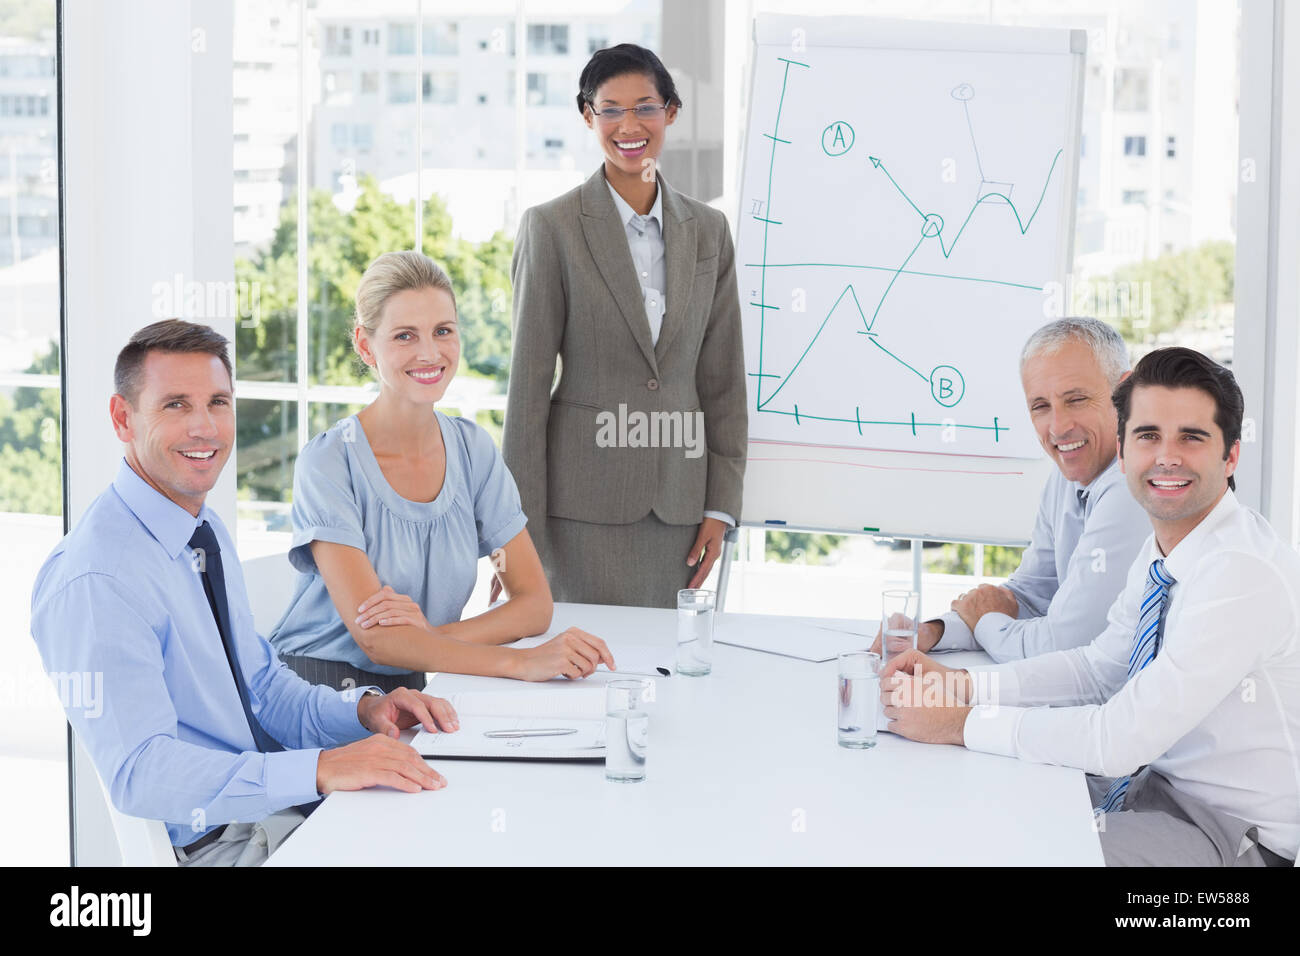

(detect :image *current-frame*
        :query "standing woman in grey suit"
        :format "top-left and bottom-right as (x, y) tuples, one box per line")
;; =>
(503, 44), (747, 609)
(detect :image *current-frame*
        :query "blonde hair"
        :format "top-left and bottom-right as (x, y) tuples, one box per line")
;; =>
(353, 250), (457, 358)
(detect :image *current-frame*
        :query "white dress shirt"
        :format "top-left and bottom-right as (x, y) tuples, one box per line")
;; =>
(606, 179), (667, 345)
(606, 178), (734, 530)
(963, 490), (1300, 858)
(934, 456), (1149, 661)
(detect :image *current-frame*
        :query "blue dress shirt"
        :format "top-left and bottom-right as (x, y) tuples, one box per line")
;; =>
(933, 455), (1151, 661)
(30, 460), (371, 847)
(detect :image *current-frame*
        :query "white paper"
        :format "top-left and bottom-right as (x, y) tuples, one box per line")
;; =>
(714, 614), (871, 662)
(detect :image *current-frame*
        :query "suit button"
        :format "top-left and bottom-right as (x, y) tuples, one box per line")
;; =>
(647, 378), (660, 391)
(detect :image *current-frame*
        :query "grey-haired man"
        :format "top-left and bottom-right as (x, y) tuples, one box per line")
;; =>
(875, 317), (1151, 663)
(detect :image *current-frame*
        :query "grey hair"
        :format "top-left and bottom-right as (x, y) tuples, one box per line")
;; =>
(1020, 316), (1130, 387)
(354, 250), (457, 357)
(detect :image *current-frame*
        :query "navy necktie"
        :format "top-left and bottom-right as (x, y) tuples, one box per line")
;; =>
(1094, 558), (1176, 814)
(189, 521), (284, 754)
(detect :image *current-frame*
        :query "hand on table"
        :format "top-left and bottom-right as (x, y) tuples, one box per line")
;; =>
(869, 615), (943, 656)
(878, 649), (972, 746)
(357, 686), (459, 738)
(316, 733), (446, 795)
(514, 627), (616, 681)
(950, 584), (1018, 633)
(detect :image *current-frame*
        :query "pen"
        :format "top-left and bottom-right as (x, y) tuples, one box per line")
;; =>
(484, 728), (579, 739)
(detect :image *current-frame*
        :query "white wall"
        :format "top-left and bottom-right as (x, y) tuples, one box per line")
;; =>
(63, 0), (234, 865)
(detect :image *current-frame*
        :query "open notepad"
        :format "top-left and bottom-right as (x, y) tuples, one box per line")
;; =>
(412, 686), (608, 761)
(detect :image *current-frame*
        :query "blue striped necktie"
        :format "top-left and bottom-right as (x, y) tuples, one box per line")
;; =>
(1094, 558), (1176, 814)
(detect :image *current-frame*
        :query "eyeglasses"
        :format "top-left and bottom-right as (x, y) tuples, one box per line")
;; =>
(590, 103), (672, 123)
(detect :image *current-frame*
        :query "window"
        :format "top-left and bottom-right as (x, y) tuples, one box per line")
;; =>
(323, 70), (352, 106)
(588, 26), (610, 54)
(330, 121), (348, 149)
(423, 22), (458, 55)
(1166, 134), (1177, 158)
(352, 123), (373, 151)
(1122, 189), (1148, 204)
(1114, 68), (1150, 111)
(422, 71), (458, 105)
(527, 24), (569, 56)
(387, 71), (416, 104)
(1123, 135), (1147, 157)
(388, 22), (415, 55)
(526, 72), (567, 107)
(359, 70), (378, 94)
(325, 24), (352, 57)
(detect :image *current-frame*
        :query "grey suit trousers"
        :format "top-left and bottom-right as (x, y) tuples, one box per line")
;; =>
(1088, 767), (1294, 866)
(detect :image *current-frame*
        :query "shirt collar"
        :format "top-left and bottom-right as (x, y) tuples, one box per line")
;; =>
(1153, 488), (1241, 578)
(1071, 453), (1123, 511)
(605, 178), (662, 231)
(111, 458), (210, 560)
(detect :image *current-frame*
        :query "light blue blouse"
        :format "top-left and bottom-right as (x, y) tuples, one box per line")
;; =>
(269, 410), (528, 676)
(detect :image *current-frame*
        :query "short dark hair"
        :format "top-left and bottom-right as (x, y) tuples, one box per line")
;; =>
(114, 319), (233, 405)
(1112, 346), (1244, 491)
(576, 43), (682, 115)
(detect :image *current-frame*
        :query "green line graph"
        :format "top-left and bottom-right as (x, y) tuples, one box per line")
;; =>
(747, 64), (1063, 441)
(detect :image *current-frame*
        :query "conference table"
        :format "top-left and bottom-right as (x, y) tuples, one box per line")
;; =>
(268, 603), (1104, 866)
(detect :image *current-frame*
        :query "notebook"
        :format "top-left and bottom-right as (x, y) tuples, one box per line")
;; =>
(412, 686), (608, 761)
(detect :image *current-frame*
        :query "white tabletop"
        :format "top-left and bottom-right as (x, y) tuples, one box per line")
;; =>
(269, 603), (1104, 866)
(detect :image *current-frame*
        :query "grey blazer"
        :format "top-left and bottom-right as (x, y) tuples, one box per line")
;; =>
(503, 166), (747, 554)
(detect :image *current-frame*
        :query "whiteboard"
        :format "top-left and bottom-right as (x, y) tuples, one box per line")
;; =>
(735, 15), (1085, 545)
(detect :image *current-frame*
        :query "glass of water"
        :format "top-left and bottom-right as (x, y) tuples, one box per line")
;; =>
(837, 651), (882, 749)
(880, 589), (920, 665)
(605, 679), (651, 783)
(676, 588), (714, 676)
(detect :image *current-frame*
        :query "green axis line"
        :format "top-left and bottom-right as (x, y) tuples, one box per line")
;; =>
(756, 56), (809, 411)
(759, 406), (1009, 432)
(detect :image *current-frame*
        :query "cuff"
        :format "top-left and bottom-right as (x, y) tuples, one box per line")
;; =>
(961, 704), (1025, 757)
(973, 611), (1016, 649)
(265, 747), (329, 805)
(289, 525), (367, 573)
(481, 510), (529, 557)
(966, 662), (1020, 707)
(703, 510), (736, 527)
(325, 686), (378, 742)
(933, 611), (975, 651)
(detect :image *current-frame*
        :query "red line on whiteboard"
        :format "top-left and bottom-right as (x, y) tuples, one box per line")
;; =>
(746, 456), (1026, 477)
(748, 437), (1030, 463)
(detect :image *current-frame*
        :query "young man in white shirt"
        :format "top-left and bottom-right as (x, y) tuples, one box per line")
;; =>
(881, 347), (1300, 866)
(874, 317), (1150, 662)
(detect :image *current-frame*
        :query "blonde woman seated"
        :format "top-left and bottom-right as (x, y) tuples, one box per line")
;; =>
(270, 251), (614, 690)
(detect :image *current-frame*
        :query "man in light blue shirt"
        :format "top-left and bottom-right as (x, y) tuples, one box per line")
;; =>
(877, 317), (1150, 662)
(30, 319), (457, 865)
